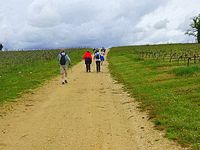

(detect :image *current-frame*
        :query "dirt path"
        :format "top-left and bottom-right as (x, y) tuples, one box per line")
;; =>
(0, 56), (186, 150)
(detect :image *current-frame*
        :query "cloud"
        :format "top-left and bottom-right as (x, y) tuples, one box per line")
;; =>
(27, 0), (62, 28)
(133, 0), (200, 44)
(154, 19), (169, 30)
(0, 0), (200, 49)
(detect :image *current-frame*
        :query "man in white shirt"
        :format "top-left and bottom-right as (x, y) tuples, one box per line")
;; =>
(58, 50), (71, 84)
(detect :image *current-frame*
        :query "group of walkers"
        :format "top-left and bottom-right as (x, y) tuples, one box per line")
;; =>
(58, 48), (106, 84)
(83, 48), (106, 73)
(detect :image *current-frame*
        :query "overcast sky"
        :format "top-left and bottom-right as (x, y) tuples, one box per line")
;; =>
(0, 0), (200, 49)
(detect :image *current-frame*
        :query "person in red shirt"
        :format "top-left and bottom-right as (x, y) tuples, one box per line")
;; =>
(83, 50), (92, 72)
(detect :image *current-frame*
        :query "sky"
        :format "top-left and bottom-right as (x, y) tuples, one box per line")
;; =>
(0, 0), (200, 50)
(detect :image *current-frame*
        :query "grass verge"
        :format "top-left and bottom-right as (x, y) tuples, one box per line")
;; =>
(108, 46), (200, 149)
(0, 49), (86, 103)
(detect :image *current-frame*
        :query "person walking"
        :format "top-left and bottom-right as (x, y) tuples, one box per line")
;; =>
(83, 50), (92, 72)
(101, 47), (106, 54)
(58, 50), (71, 84)
(100, 52), (105, 66)
(94, 49), (101, 72)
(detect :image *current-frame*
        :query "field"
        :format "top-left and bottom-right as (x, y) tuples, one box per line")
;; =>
(108, 44), (200, 149)
(0, 49), (86, 103)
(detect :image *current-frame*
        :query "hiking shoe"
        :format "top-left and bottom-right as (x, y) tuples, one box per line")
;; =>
(64, 80), (68, 83)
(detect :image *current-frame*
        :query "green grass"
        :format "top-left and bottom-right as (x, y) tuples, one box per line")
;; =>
(171, 66), (200, 76)
(0, 49), (86, 103)
(108, 45), (200, 149)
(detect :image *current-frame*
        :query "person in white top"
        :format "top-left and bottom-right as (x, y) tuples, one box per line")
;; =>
(58, 50), (71, 84)
(93, 49), (101, 72)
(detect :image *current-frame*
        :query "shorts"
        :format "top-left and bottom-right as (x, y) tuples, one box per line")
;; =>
(60, 65), (68, 74)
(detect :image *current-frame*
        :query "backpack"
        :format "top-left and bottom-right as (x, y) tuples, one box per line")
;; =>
(96, 53), (100, 59)
(60, 53), (67, 65)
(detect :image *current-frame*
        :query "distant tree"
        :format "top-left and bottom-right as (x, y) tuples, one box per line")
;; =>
(0, 43), (3, 51)
(186, 14), (200, 43)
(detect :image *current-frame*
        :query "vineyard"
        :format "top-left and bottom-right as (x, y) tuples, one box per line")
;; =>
(0, 48), (82, 71)
(135, 44), (200, 66)
(0, 50), (58, 73)
(0, 48), (85, 103)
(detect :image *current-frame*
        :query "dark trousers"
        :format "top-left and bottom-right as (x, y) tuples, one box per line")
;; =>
(86, 63), (91, 72)
(96, 61), (101, 72)
(85, 58), (91, 72)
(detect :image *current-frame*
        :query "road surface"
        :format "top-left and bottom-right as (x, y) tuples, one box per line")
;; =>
(0, 55), (185, 150)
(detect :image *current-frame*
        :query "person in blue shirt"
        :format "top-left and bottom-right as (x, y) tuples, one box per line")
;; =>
(100, 52), (105, 65)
